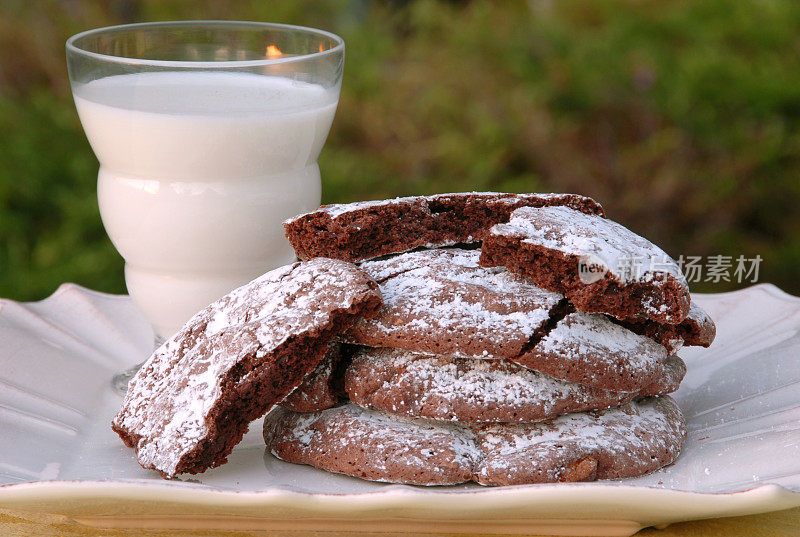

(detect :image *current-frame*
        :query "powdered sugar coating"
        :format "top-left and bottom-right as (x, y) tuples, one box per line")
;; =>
(516, 312), (668, 391)
(687, 301), (713, 329)
(265, 398), (686, 486)
(481, 205), (691, 323)
(347, 249), (563, 359)
(347, 248), (673, 390)
(345, 347), (683, 423)
(684, 302), (716, 345)
(264, 404), (481, 485)
(494, 206), (686, 286)
(474, 396), (685, 484)
(112, 258), (381, 477)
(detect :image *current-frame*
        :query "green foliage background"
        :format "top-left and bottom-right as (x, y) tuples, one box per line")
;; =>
(1, 0), (799, 300)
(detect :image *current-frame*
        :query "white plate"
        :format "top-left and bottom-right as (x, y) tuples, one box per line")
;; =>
(0, 283), (798, 536)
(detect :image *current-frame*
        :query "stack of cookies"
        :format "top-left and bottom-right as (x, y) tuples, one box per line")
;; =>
(267, 193), (714, 485)
(111, 192), (714, 487)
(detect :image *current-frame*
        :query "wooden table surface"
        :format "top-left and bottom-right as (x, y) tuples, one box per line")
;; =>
(1, 507), (798, 537)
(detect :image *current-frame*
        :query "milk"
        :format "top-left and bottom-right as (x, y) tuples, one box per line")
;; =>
(73, 71), (338, 338)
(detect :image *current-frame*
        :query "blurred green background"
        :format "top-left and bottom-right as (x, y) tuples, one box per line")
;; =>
(1, 0), (799, 300)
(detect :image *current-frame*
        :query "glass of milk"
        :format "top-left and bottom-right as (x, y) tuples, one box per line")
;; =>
(66, 22), (343, 389)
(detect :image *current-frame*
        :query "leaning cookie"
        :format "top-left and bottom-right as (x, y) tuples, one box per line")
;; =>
(480, 206), (690, 324)
(283, 192), (604, 262)
(111, 259), (382, 478)
(345, 347), (685, 423)
(264, 398), (686, 486)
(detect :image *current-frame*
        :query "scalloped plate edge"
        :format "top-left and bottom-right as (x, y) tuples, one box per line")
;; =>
(0, 480), (798, 535)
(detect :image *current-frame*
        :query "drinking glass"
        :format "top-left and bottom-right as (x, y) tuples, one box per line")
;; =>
(66, 21), (344, 393)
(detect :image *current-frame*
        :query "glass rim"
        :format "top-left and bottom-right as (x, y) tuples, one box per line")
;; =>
(65, 20), (344, 69)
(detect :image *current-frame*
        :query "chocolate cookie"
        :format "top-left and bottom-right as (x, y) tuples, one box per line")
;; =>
(345, 248), (565, 359)
(111, 259), (382, 478)
(618, 302), (716, 353)
(264, 404), (481, 486)
(511, 312), (669, 392)
(347, 249), (669, 391)
(345, 346), (685, 423)
(281, 343), (346, 413)
(264, 397), (686, 486)
(474, 396), (686, 486)
(480, 206), (690, 324)
(284, 192), (604, 262)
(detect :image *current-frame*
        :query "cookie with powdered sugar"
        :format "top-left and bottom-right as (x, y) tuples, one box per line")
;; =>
(345, 248), (566, 359)
(480, 206), (691, 324)
(264, 397), (685, 486)
(284, 192), (604, 263)
(473, 396), (686, 485)
(264, 404), (481, 486)
(344, 347), (685, 423)
(512, 311), (670, 392)
(111, 259), (382, 478)
(346, 249), (669, 391)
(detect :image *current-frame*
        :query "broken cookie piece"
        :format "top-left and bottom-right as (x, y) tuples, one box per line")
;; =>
(111, 258), (382, 478)
(480, 205), (690, 324)
(284, 192), (604, 262)
(617, 301), (716, 353)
